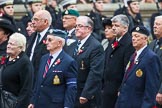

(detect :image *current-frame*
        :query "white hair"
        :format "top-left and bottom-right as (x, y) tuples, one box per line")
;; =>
(9, 32), (26, 51)
(155, 15), (162, 20)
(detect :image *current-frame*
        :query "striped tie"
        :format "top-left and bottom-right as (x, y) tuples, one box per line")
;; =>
(74, 40), (81, 55)
(43, 56), (53, 78)
(124, 52), (137, 79)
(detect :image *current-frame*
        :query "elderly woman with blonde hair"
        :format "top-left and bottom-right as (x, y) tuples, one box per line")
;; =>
(0, 33), (34, 108)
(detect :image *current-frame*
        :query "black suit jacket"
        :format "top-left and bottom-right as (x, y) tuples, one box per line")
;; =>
(103, 32), (135, 94)
(1, 52), (34, 108)
(67, 34), (104, 108)
(26, 29), (50, 79)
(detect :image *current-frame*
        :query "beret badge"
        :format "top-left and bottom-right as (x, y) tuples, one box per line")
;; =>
(49, 29), (53, 34)
(136, 27), (140, 31)
(65, 10), (68, 15)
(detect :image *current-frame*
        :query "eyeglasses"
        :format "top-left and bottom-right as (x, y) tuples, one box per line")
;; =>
(31, 17), (45, 22)
(75, 24), (90, 28)
(46, 38), (53, 42)
(62, 17), (75, 20)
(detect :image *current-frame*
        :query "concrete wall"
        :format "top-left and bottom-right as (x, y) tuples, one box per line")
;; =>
(14, 3), (158, 20)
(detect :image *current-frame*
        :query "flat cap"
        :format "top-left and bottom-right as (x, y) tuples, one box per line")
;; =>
(131, 26), (150, 36)
(59, 0), (76, 9)
(0, 0), (13, 8)
(62, 9), (79, 17)
(28, 0), (42, 4)
(48, 29), (67, 39)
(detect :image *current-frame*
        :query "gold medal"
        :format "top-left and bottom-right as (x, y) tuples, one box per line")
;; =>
(53, 75), (60, 85)
(136, 69), (143, 77)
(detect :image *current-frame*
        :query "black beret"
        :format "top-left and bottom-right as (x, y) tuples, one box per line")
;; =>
(48, 29), (67, 39)
(131, 26), (150, 36)
(102, 18), (112, 28)
(62, 9), (79, 17)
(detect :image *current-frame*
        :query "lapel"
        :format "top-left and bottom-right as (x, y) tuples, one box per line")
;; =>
(35, 28), (50, 47)
(124, 47), (148, 82)
(73, 36), (90, 58)
(109, 33), (130, 55)
(74, 35), (92, 58)
(156, 44), (162, 56)
(41, 51), (64, 82)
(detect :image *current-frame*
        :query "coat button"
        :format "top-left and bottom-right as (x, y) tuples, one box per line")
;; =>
(41, 85), (43, 87)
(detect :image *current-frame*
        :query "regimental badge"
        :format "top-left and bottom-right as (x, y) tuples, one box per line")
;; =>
(49, 29), (53, 34)
(65, 10), (68, 14)
(80, 60), (85, 70)
(136, 69), (143, 77)
(53, 75), (60, 85)
(136, 27), (140, 31)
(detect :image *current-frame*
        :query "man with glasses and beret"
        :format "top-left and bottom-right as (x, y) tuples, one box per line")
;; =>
(62, 9), (80, 55)
(28, 29), (77, 108)
(26, 10), (53, 82)
(115, 26), (160, 108)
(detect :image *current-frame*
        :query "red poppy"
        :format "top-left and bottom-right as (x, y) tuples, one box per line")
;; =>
(43, 39), (46, 44)
(0, 56), (6, 65)
(54, 59), (61, 65)
(77, 49), (83, 55)
(111, 41), (119, 49)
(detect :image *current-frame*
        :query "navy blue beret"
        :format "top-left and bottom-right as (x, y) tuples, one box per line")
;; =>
(131, 26), (150, 36)
(48, 29), (67, 39)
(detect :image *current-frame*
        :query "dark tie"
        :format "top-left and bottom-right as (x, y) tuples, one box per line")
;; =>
(36, 33), (41, 45)
(43, 56), (53, 78)
(74, 40), (81, 55)
(124, 52), (137, 79)
(154, 40), (160, 53)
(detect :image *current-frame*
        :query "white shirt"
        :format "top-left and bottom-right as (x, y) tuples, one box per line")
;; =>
(50, 49), (62, 67)
(135, 45), (147, 62)
(78, 33), (91, 50)
(29, 27), (49, 61)
(67, 28), (75, 37)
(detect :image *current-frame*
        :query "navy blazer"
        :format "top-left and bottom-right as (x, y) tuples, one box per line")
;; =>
(31, 50), (78, 108)
(115, 47), (161, 108)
